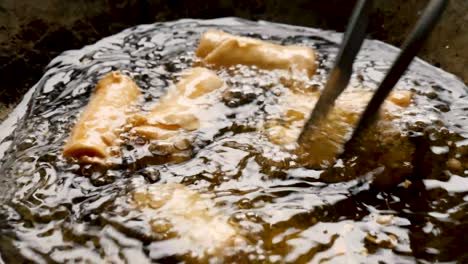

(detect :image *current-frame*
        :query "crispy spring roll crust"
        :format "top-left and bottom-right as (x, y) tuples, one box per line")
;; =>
(132, 67), (224, 138)
(196, 30), (317, 77)
(63, 71), (141, 160)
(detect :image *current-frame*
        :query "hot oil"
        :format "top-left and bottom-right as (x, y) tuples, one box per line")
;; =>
(0, 18), (468, 263)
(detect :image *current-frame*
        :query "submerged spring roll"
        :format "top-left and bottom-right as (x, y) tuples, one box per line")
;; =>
(132, 183), (244, 258)
(266, 88), (413, 168)
(63, 71), (141, 161)
(132, 67), (224, 139)
(130, 67), (225, 163)
(196, 30), (317, 77)
(263, 87), (415, 186)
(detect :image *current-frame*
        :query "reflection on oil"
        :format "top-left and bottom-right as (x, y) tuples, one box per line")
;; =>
(0, 18), (468, 263)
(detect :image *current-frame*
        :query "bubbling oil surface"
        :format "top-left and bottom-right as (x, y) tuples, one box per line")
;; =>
(1, 18), (468, 263)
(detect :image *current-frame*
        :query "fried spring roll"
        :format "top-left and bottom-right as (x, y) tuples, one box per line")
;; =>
(196, 30), (317, 77)
(63, 71), (141, 160)
(133, 183), (243, 257)
(266, 89), (413, 167)
(132, 67), (224, 139)
(129, 67), (225, 164)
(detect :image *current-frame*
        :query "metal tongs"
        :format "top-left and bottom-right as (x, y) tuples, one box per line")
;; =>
(298, 0), (448, 154)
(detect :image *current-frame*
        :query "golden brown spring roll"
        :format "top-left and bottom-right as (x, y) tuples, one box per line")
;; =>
(196, 30), (317, 77)
(132, 67), (224, 140)
(63, 71), (141, 161)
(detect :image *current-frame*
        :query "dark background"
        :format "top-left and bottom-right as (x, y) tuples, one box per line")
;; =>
(1, 0), (467, 120)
